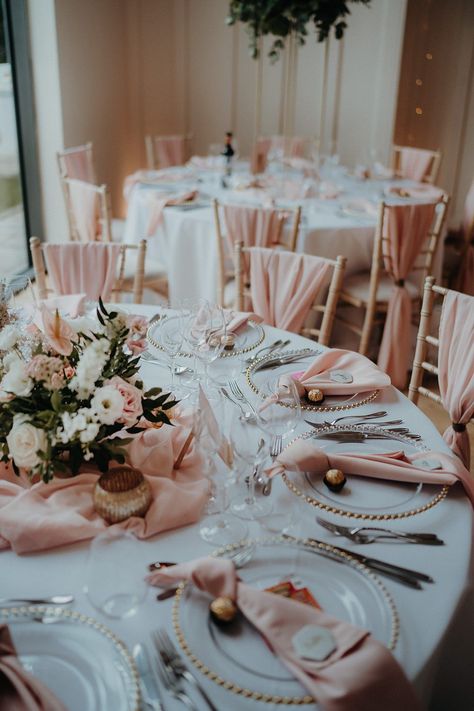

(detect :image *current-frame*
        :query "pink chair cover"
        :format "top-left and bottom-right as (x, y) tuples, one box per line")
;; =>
(250, 138), (271, 174)
(155, 137), (186, 168)
(67, 179), (100, 242)
(0, 625), (67, 710)
(222, 204), (286, 261)
(0, 411), (209, 555)
(398, 147), (435, 182)
(42, 243), (122, 302)
(249, 248), (331, 333)
(268, 438), (474, 505)
(438, 290), (474, 468)
(377, 202), (438, 388)
(147, 558), (422, 711)
(146, 190), (198, 236)
(61, 149), (94, 183)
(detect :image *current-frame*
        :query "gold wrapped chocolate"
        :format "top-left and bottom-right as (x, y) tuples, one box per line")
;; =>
(323, 468), (346, 493)
(209, 596), (238, 625)
(221, 333), (236, 350)
(307, 388), (324, 403)
(93, 466), (152, 523)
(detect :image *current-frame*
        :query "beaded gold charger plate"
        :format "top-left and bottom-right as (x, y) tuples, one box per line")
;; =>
(172, 536), (399, 705)
(283, 427), (449, 521)
(246, 350), (379, 412)
(147, 315), (265, 359)
(0, 606), (140, 711)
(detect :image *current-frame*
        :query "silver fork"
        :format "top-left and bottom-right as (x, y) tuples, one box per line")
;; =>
(154, 648), (198, 711)
(261, 434), (282, 495)
(306, 411), (388, 428)
(153, 629), (218, 711)
(229, 380), (258, 417)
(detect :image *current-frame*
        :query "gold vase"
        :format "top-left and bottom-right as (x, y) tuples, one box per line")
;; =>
(93, 466), (152, 524)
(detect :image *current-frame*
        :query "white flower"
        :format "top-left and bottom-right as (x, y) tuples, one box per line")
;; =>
(0, 324), (20, 351)
(6, 415), (47, 470)
(59, 408), (100, 444)
(90, 385), (124, 425)
(69, 339), (109, 398)
(1, 358), (33, 396)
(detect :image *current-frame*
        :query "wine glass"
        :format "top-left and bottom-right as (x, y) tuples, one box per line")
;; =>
(184, 301), (224, 387)
(155, 310), (192, 401)
(256, 376), (302, 441)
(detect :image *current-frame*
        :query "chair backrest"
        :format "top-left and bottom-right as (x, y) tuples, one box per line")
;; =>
(234, 243), (346, 343)
(30, 237), (146, 304)
(391, 145), (441, 184)
(213, 199), (301, 307)
(57, 142), (96, 183)
(145, 134), (192, 170)
(61, 177), (112, 243)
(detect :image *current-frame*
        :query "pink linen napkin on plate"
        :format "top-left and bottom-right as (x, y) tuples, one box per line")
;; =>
(267, 438), (474, 505)
(123, 170), (190, 202)
(221, 309), (263, 334)
(0, 625), (67, 711)
(278, 349), (391, 399)
(146, 557), (422, 711)
(0, 409), (209, 555)
(146, 190), (198, 236)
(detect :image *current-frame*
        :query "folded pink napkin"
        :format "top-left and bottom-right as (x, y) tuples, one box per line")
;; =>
(146, 557), (421, 711)
(0, 410), (209, 555)
(146, 190), (198, 235)
(0, 624), (66, 710)
(278, 349), (391, 400)
(384, 185), (444, 200)
(268, 438), (474, 506)
(123, 170), (189, 202)
(221, 309), (263, 334)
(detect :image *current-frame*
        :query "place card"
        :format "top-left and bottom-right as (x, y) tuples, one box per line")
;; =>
(329, 370), (353, 384)
(292, 625), (337, 662)
(417, 457), (442, 471)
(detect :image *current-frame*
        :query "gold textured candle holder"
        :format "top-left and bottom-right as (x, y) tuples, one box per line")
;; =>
(93, 466), (152, 524)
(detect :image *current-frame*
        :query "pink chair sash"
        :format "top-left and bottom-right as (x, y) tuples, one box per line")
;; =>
(42, 243), (122, 302)
(398, 147), (435, 182)
(61, 149), (94, 183)
(155, 137), (186, 168)
(249, 248), (331, 333)
(377, 202), (438, 388)
(438, 290), (474, 468)
(222, 204), (286, 262)
(0, 625), (67, 710)
(147, 558), (422, 711)
(67, 179), (100, 242)
(250, 138), (271, 174)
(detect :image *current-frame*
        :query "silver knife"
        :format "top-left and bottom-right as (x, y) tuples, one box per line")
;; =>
(133, 644), (164, 711)
(255, 350), (317, 371)
(316, 517), (444, 545)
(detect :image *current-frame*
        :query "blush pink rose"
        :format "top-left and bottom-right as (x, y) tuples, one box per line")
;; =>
(126, 336), (147, 355)
(107, 375), (143, 425)
(127, 315), (148, 336)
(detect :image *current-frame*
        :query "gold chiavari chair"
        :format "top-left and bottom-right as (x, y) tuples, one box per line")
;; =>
(337, 195), (449, 358)
(235, 242), (346, 345)
(213, 199), (302, 308)
(145, 134), (192, 170)
(391, 145), (442, 184)
(61, 177), (113, 243)
(30, 237), (147, 305)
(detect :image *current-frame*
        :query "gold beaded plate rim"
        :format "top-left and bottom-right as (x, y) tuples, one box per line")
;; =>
(172, 535), (399, 705)
(147, 317), (265, 358)
(0, 605), (141, 711)
(282, 428), (449, 521)
(246, 350), (380, 412)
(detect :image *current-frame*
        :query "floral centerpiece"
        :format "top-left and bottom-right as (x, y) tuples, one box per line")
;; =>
(0, 299), (176, 483)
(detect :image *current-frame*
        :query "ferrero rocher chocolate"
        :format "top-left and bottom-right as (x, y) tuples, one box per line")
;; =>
(93, 466), (152, 523)
(307, 388), (324, 403)
(323, 468), (346, 493)
(209, 596), (238, 625)
(221, 334), (236, 350)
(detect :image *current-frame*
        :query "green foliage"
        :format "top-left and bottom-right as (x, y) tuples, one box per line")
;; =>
(227, 0), (371, 61)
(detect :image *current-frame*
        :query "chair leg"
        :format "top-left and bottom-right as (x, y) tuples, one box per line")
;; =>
(359, 304), (376, 356)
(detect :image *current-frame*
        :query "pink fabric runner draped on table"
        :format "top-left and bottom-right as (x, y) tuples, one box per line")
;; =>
(0, 625), (67, 710)
(438, 290), (474, 468)
(398, 147), (435, 182)
(61, 149), (95, 183)
(147, 557), (422, 711)
(42, 243), (122, 302)
(377, 202), (438, 389)
(67, 179), (100, 242)
(0, 411), (209, 555)
(249, 248), (331, 333)
(155, 136), (186, 168)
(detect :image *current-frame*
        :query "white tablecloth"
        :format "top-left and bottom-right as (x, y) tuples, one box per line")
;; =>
(3, 304), (473, 710)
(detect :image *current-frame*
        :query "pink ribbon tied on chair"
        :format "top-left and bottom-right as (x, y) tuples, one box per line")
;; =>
(146, 557), (422, 711)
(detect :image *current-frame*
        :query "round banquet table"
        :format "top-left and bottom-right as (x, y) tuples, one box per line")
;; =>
(2, 304), (473, 711)
(123, 163), (443, 307)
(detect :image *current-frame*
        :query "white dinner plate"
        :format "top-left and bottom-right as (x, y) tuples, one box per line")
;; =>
(283, 426), (449, 519)
(174, 537), (398, 704)
(1, 606), (140, 711)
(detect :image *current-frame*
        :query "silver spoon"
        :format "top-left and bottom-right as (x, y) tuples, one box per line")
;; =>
(141, 351), (192, 375)
(133, 643), (164, 711)
(220, 387), (256, 423)
(0, 595), (74, 605)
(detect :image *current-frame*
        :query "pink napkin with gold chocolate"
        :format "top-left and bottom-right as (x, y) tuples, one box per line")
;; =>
(0, 625), (66, 710)
(267, 439), (474, 505)
(0, 410), (209, 555)
(146, 557), (422, 711)
(278, 349), (391, 400)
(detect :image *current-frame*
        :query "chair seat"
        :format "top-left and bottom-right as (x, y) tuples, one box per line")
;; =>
(223, 278), (236, 308)
(122, 250), (167, 281)
(342, 272), (419, 304)
(111, 218), (125, 243)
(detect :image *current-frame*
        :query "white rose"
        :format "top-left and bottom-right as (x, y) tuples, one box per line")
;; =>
(90, 385), (124, 425)
(0, 324), (20, 351)
(1, 359), (33, 396)
(6, 416), (47, 470)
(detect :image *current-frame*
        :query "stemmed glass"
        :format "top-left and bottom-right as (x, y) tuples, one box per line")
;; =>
(184, 300), (224, 388)
(256, 375), (302, 464)
(154, 310), (191, 400)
